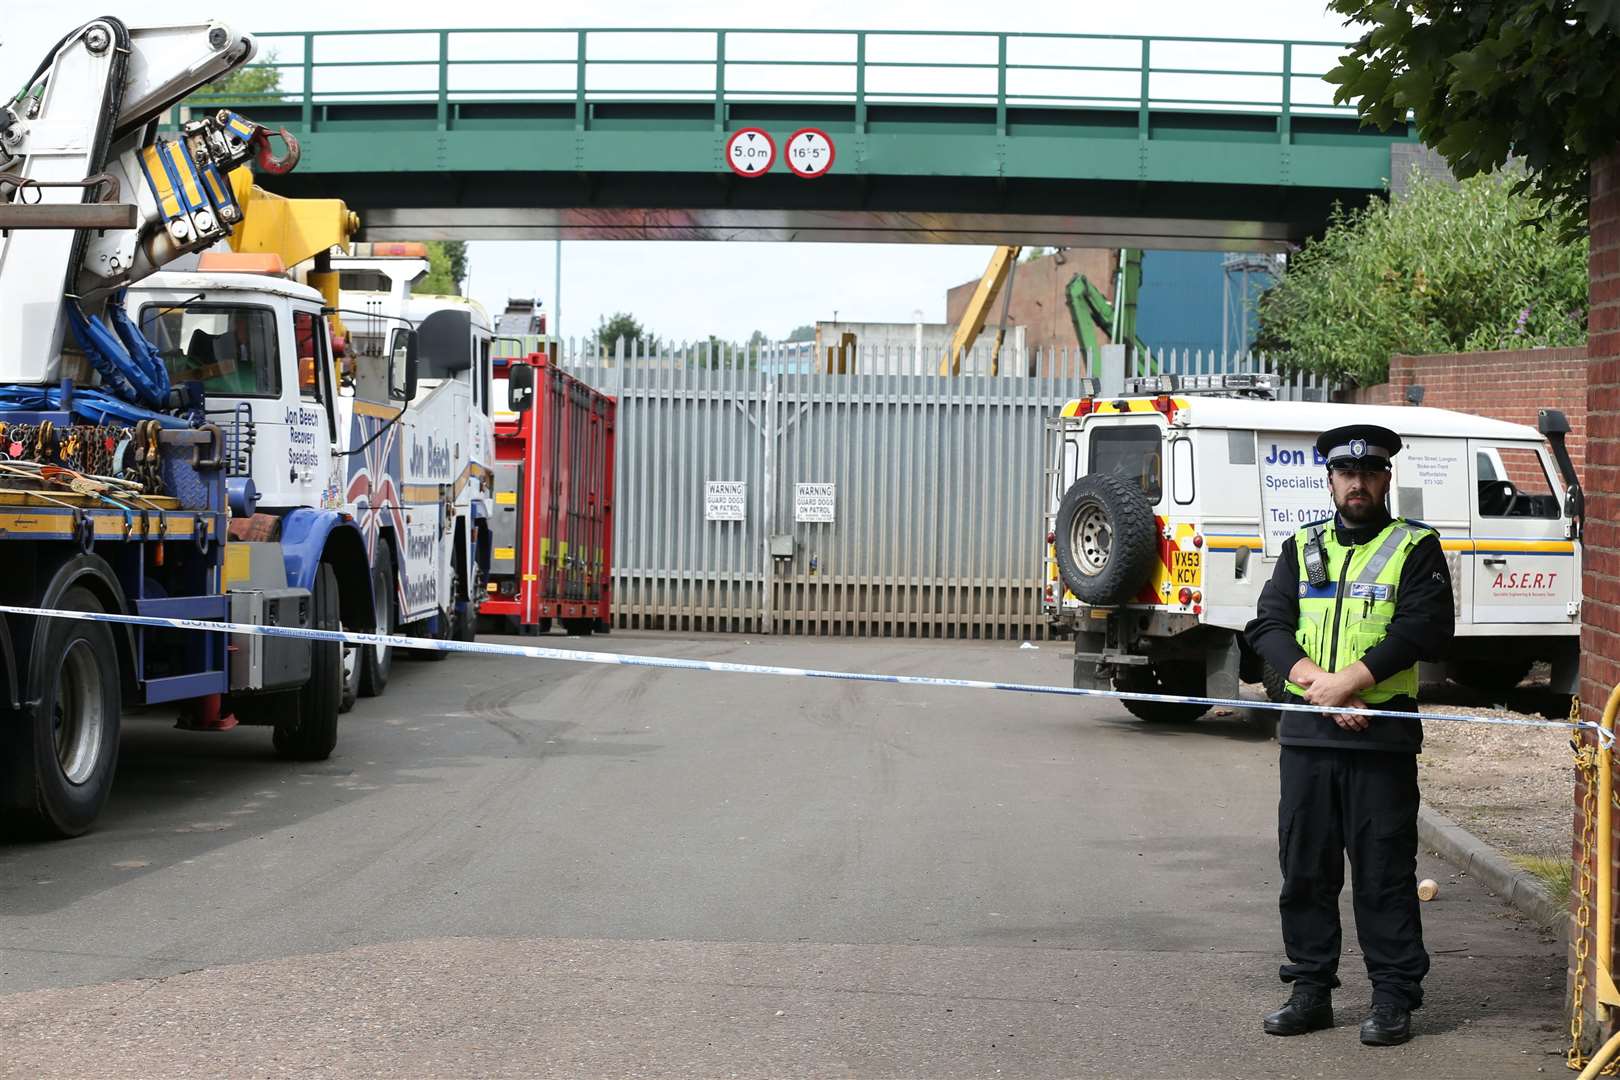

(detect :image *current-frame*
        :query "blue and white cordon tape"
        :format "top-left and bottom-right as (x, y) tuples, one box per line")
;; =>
(0, 603), (1607, 748)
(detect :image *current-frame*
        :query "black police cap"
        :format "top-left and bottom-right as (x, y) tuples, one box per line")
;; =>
(1315, 423), (1403, 468)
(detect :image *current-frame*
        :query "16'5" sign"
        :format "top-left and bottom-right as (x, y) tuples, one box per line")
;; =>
(785, 128), (834, 178)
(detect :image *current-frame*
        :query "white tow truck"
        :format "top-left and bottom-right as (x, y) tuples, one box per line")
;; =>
(336, 243), (496, 640)
(1044, 374), (1584, 729)
(128, 240), (494, 703)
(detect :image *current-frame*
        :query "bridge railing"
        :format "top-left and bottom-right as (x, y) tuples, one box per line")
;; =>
(188, 28), (1355, 134)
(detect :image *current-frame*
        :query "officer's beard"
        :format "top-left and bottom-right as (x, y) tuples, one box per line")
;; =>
(1334, 484), (1388, 527)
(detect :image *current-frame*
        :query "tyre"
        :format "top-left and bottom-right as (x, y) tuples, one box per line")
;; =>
(451, 567), (476, 643)
(1446, 656), (1534, 693)
(1115, 663), (1210, 724)
(272, 562), (341, 761)
(0, 588), (121, 838)
(1260, 660), (1289, 703)
(1247, 660), (1288, 739)
(562, 617), (595, 637)
(339, 645), (358, 715)
(359, 544), (396, 697)
(1053, 473), (1158, 606)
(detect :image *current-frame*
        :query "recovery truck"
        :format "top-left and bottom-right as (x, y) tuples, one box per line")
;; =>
(334, 243), (494, 648)
(128, 194), (485, 704)
(0, 19), (386, 836)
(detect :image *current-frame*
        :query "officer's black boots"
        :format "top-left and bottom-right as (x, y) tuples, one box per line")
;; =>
(1359, 1004), (1412, 1046)
(1263, 989), (1333, 1036)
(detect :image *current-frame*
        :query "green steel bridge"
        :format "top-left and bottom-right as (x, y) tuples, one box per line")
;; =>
(187, 28), (1419, 250)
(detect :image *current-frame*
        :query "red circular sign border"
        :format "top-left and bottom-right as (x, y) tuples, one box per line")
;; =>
(785, 127), (836, 179)
(725, 127), (776, 179)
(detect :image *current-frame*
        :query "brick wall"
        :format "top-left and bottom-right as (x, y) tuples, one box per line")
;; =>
(1573, 146), (1620, 1056)
(945, 248), (1118, 362)
(1345, 346), (1588, 479)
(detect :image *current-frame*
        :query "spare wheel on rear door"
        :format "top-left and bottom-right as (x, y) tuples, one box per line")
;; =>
(1053, 472), (1159, 606)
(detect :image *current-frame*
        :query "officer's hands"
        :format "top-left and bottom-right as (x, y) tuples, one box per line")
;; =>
(1303, 662), (1377, 731)
(1287, 658), (1326, 688)
(1333, 699), (1371, 731)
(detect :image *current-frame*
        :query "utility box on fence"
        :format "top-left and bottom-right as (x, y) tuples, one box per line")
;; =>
(483, 353), (616, 636)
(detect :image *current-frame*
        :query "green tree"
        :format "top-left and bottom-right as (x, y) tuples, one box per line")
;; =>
(683, 334), (761, 369)
(784, 324), (815, 342)
(200, 49), (283, 102)
(595, 312), (656, 353)
(1325, 1), (1620, 233)
(1253, 172), (1587, 385)
(416, 241), (467, 295)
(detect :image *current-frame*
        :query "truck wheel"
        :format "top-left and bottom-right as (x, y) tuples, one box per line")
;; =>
(1053, 474), (1158, 606)
(1260, 660), (1290, 703)
(562, 617), (595, 637)
(339, 646), (358, 714)
(273, 562), (341, 761)
(451, 568), (476, 643)
(0, 588), (122, 838)
(1115, 664), (1209, 724)
(359, 544), (396, 697)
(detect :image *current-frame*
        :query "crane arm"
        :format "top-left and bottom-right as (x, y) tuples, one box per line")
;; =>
(941, 245), (1020, 376)
(0, 18), (297, 391)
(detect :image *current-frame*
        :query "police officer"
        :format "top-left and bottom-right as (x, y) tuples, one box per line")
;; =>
(1244, 423), (1454, 1047)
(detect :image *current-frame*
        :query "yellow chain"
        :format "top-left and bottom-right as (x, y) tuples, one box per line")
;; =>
(1570, 694), (1620, 1073)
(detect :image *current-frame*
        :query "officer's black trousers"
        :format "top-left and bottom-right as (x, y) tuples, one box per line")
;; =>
(1277, 746), (1429, 1009)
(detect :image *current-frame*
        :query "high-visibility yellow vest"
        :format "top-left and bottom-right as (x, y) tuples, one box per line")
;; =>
(1287, 518), (1433, 703)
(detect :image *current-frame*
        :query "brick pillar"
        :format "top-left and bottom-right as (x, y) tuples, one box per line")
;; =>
(1575, 145), (1620, 1052)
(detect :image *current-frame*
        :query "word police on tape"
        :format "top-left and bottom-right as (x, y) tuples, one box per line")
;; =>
(0, 603), (1605, 748)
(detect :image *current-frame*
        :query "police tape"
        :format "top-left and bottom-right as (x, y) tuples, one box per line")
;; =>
(0, 602), (1608, 748)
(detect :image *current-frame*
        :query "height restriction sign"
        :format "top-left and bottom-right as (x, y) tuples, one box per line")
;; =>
(785, 128), (834, 178)
(726, 128), (775, 177)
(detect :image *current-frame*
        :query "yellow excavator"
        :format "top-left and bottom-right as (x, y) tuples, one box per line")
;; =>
(941, 245), (1147, 377)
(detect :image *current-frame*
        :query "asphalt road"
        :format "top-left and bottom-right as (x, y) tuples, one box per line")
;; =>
(0, 633), (1569, 1078)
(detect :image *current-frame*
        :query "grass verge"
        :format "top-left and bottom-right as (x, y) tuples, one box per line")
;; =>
(1511, 854), (1573, 907)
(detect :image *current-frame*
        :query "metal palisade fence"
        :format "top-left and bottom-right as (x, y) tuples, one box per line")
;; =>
(554, 338), (1336, 638)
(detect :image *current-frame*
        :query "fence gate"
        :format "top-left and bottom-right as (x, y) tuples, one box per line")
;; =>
(563, 344), (1097, 638)
(561, 341), (1332, 638)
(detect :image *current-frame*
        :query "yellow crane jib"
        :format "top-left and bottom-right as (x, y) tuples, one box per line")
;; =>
(225, 166), (360, 349)
(942, 245), (1020, 377)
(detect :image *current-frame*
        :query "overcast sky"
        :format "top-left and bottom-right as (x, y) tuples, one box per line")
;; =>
(5, 1), (1352, 345)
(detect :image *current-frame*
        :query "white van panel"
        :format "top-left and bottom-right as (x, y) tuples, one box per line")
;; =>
(1255, 431), (1334, 557)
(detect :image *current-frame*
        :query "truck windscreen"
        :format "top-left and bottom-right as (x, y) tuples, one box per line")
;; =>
(1090, 425), (1162, 503)
(141, 303), (281, 398)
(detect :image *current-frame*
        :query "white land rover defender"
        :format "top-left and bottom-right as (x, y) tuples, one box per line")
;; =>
(1043, 374), (1583, 728)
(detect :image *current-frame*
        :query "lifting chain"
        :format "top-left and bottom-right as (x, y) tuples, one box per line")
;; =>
(1570, 693), (1620, 1073)
(0, 423), (136, 487)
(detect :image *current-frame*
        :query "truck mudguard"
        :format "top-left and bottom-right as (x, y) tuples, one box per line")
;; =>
(277, 509), (376, 631)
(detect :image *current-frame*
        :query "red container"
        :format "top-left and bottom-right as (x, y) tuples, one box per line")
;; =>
(485, 353), (615, 633)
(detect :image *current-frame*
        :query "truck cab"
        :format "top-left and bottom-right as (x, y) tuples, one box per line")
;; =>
(134, 258), (345, 513)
